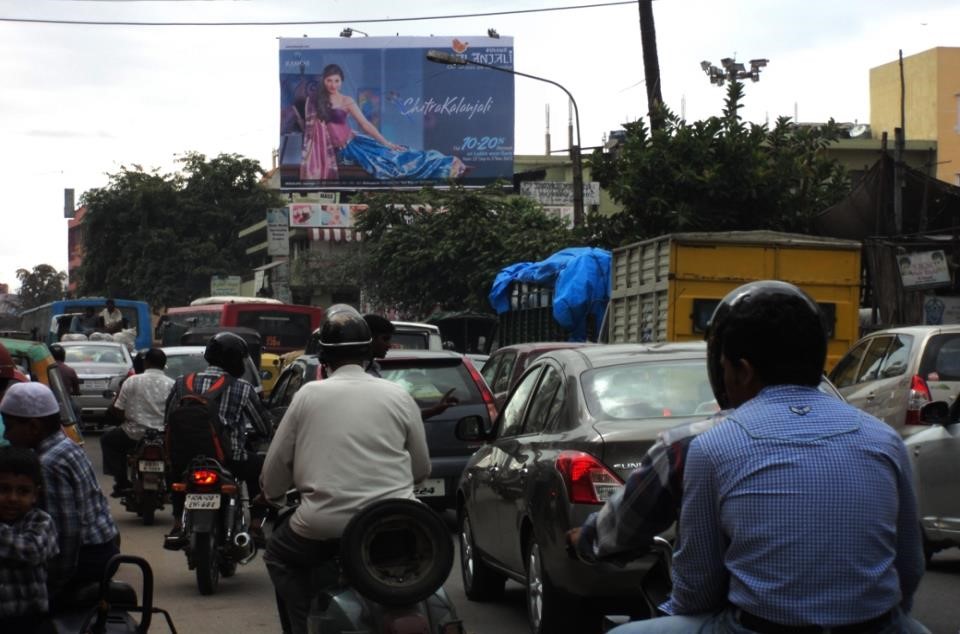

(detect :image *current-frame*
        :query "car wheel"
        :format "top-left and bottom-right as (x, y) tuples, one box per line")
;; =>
(340, 499), (453, 607)
(921, 527), (939, 565)
(459, 509), (505, 601)
(526, 534), (597, 634)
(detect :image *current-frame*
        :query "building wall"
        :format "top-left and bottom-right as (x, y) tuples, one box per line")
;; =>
(870, 47), (960, 184)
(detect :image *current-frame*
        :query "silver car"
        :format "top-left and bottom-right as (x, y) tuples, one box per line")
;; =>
(909, 401), (960, 560)
(60, 341), (134, 422)
(828, 325), (960, 436)
(160, 345), (263, 395)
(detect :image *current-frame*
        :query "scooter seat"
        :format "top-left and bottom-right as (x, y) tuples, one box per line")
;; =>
(57, 580), (138, 609)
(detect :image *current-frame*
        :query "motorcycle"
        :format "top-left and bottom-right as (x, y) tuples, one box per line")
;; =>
(50, 554), (178, 633)
(272, 496), (464, 634)
(171, 455), (257, 595)
(121, 428), (167, 526)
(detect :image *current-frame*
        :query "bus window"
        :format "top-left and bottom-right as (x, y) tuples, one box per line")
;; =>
(235, 310), (313, 351)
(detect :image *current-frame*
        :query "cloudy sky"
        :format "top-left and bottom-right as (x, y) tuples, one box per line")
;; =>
(1, 0), (958, 293)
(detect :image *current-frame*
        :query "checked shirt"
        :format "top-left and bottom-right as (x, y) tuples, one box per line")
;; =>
(164, 365), (271, 462)
(37, 431), (118, 588)
(0, 507), (59, 617)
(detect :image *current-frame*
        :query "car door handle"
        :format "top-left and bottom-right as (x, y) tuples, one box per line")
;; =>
(488, 466), (500, 474)
(865, 392), (876, 401)
(519, 467), (529, 477)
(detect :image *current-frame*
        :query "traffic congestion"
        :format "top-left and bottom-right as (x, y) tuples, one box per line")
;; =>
(0, 282), (958, 633)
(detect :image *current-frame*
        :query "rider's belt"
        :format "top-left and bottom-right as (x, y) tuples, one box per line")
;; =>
(734, 608), (894, 634)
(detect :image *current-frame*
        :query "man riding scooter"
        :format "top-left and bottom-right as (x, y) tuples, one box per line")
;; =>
(260, 304), (431, 634)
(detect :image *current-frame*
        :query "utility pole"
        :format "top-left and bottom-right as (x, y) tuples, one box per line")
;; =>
(637, 0), (664, 130)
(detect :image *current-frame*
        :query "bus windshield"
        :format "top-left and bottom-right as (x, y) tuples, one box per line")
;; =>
(235, 310), (313, 351)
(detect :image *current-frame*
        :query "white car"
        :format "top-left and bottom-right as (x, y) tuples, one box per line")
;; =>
(60, 341), (134, 424)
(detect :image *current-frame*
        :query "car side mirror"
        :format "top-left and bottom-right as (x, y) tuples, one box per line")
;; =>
(920, 401), (950, 426)
(455, 415), (489, 441)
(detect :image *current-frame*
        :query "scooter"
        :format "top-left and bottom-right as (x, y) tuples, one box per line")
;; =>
(273, 496), (464, 634)
(121, 428), (167, 526)
(172, 455), (257, 595)
(50, 554), (177, 633)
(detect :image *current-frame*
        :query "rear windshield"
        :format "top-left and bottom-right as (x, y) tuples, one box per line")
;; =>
(391, 331), (431, 350)
(236, 310), (313, 350)
(582, 359), (715, 420)
(919, 334), (960, 381)
(163, 354), (209, 380)
(379, 359), (480, 406)
(64, 345), (128, 365)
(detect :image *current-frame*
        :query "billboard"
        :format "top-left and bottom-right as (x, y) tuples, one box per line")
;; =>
(289, 203), (368, 228)
(266, 208), (290, 256)
(279, 36), (514, 190)
(899, 250), (951, 290)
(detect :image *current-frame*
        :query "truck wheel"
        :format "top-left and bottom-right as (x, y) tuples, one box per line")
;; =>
(195, 529), (220, 595)
(460, 509), (505, 601)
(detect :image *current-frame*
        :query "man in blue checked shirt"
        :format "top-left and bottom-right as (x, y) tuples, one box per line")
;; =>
(575, 281), (929, 634)
(2, 382), (120, 605)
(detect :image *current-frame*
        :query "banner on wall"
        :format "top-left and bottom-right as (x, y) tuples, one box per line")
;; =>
(289, 203), (369, 228)
(278, 36), (515, 190)
(899, 250), (951, 290)
(266, 208), (290, 256)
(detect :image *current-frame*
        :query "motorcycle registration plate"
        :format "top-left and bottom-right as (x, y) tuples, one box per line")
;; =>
(184, 494), (221, 510)
(138, 460), (165, 473)
(413, 478), (445, 498)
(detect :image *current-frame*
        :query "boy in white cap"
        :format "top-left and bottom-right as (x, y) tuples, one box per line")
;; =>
(1, 382), (119, 605)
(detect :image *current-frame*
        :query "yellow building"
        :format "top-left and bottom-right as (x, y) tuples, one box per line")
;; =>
(870, 47), (960, 185)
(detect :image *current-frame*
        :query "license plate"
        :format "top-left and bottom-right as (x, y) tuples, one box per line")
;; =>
(138, 460), (165, 473)
(85, 380), (108, 389)
(184, 493), (221, 510)
(413, 479), (445, 498)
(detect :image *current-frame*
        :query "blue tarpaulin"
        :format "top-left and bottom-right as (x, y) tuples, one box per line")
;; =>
(488, 247), (611, 341)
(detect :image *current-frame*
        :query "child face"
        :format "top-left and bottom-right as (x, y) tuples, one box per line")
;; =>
(0, 473), (38, 523)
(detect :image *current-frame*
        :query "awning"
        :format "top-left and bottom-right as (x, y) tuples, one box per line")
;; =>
(308, 228), (364, 242)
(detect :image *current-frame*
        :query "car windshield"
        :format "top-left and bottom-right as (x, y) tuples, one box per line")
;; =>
(392, 331), (431, 350)
(582, 358), (716, 419)
(64, 345), (127, 365)
(380, 359), (480, 405)
(163, 353), (210, 380)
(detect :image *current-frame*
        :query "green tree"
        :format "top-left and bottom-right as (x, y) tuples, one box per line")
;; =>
(78, 153), (282, 308)
(16, 264), (66, 309)
(587, 81), (851, 246)
(351, 186), (573, 317)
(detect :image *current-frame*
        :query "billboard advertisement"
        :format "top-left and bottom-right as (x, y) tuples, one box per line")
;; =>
(289, 203), (368, 228)
(279, 36), (514, 190)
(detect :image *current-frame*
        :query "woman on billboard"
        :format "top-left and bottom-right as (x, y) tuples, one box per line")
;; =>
(301, 63), (468, 181)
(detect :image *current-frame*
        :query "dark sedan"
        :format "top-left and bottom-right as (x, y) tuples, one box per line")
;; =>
(456, 342), (718, 634)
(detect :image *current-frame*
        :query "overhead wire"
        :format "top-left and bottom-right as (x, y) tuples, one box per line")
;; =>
(0, 1), (638, 27)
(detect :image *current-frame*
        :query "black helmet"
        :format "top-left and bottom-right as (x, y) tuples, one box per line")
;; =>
(318, 304), (371, 361)
(705, 280), (826, 409)
(204, 331), (248, 378)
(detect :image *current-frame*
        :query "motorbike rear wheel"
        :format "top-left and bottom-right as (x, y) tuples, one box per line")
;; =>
(194, 528), (221, 595)
(140, 491), (157, 526)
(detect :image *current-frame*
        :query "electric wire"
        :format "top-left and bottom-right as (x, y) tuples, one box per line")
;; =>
(0, 1), (637, 27)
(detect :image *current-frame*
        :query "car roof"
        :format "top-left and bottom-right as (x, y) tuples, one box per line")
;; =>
(59, 340), (127, 348)
(860, 325), (960, 336)
(491, 341), (594, 354)
(160, 346), (206, 355)
(546, 341), (708, 369)
(381, 349), (463, 361)
(391, 321), (440, 333)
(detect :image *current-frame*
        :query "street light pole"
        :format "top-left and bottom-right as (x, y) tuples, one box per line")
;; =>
(426, 50), (584, 228)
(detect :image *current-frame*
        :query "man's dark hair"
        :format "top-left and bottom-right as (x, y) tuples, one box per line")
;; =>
(720, 294), (826, 387)
(39, 412), (63, 434)
(50, 344), (66, 363)
(0, 446), (43, 487)
(144, 348), (167, 369)
(363, 314), (395, 336)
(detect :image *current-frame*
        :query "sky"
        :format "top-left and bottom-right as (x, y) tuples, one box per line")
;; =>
(1, 0), (958, 293)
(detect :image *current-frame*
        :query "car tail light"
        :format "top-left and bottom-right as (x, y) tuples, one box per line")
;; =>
(127, 368), (135, 377)
(555, 451), (623, 505)
(464, 357), (498, 423)
(141, 445), (164, 461)
(191, 469), (219, 486)
(905, 374), (932, 426)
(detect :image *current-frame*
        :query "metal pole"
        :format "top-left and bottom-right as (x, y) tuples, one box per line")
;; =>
(426, 52), (584, 227)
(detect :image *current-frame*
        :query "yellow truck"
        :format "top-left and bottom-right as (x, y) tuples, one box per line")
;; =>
(606, 231), (862, 370)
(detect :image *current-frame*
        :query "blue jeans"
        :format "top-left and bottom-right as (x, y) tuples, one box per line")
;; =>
(608, 606), (931, 634)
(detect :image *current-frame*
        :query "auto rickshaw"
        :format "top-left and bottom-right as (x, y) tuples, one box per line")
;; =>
(0, 337), (84, 445)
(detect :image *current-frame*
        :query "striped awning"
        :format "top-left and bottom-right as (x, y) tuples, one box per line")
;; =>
(308, 228), (364, 242)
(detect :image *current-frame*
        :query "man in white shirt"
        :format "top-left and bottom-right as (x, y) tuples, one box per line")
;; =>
(261, 305), (430, 634)
(98, 299), (124, 334)
(100, 348), (175, 497)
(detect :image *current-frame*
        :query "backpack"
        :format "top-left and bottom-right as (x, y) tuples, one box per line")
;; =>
(165, 372), (233, 479)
